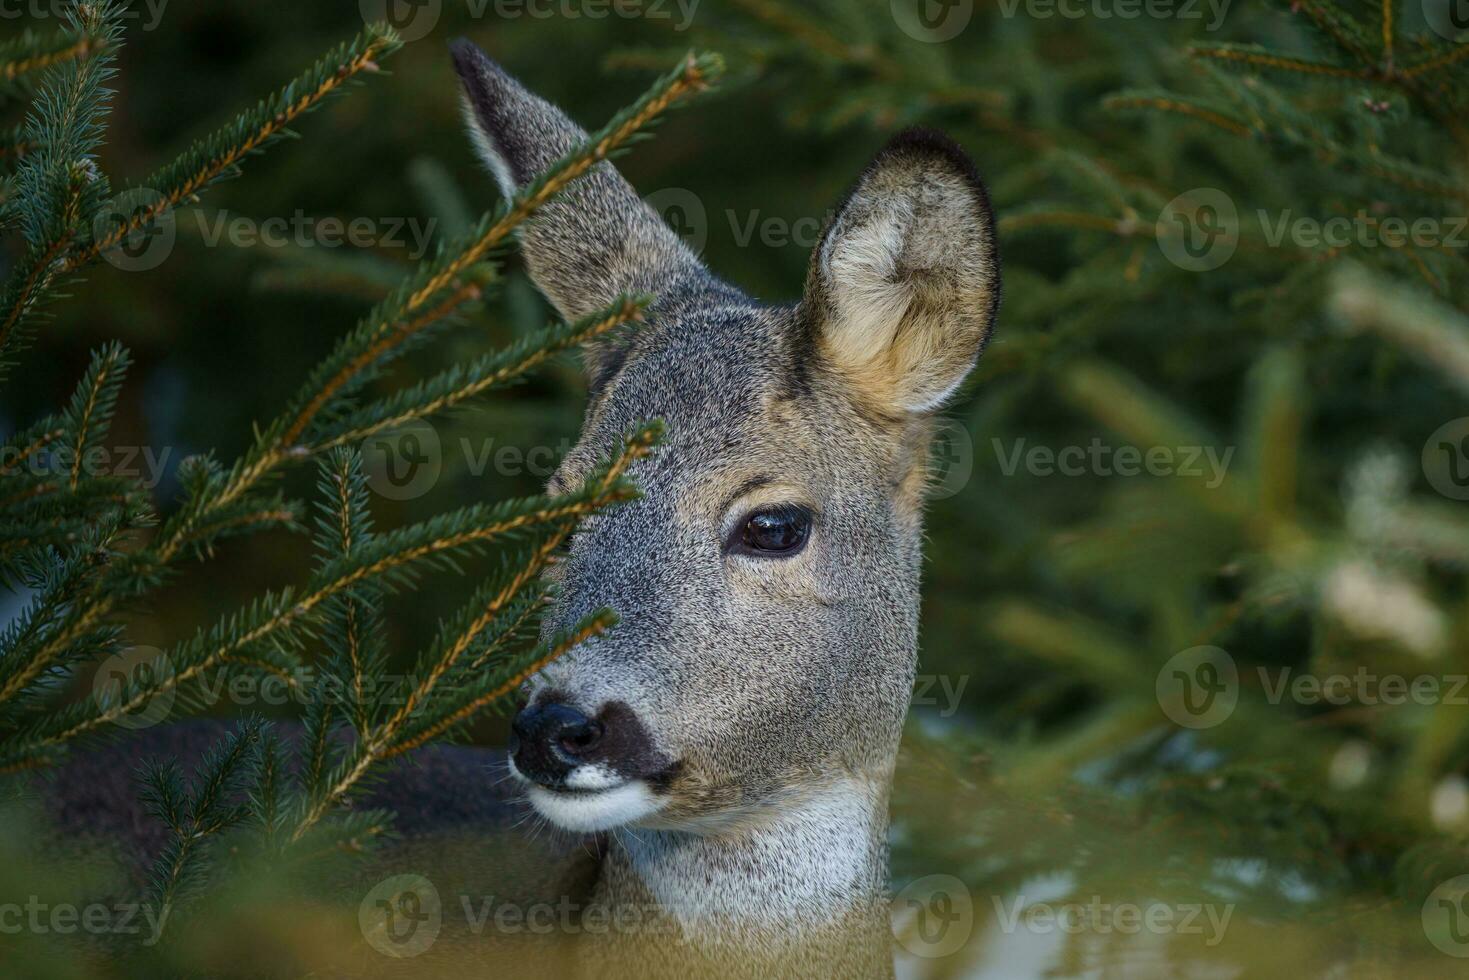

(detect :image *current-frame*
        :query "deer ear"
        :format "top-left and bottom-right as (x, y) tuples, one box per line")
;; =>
(450, 40), (712, 330)
(801, 129), (1000, 415)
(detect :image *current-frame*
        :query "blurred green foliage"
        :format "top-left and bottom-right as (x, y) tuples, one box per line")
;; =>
(8, 0), (1469, 975)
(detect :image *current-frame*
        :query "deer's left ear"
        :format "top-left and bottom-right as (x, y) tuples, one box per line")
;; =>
(802, 129), (999, 415)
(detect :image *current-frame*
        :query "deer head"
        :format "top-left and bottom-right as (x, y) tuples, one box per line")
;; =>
(452, 39), (998, 951)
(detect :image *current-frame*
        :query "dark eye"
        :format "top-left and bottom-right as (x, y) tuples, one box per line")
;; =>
(736, 506), (812, 556)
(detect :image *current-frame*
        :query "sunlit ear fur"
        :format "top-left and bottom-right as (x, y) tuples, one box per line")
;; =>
(802, 128), (1000, 417)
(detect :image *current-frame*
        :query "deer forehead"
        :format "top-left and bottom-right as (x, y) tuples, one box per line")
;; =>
(561, 304), (901, 509)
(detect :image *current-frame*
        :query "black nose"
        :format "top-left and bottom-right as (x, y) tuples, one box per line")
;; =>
(510, 701), (604, 785)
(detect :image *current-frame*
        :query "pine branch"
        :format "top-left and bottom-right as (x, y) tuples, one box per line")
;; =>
(1402, 44), (1469, 80)
(0, 24), (109, 88)
(150, 55), (717, 575)
(384, 609), (618, 759)
(140, 719), (264, 930)
(63, 23), (402, 274)
(287, 424), (659, 841)
(1188, 44), (1367, 80)
(0, 1), (123, 374)
(60, 341), (129, 490)
(310, 294), (650, 450)
(276, 52), (722, 450)
(311, 449), (387, 737)
(1102, 92), (1253, 138)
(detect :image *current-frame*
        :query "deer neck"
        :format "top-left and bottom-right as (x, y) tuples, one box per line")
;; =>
(584, 776), (895, 975)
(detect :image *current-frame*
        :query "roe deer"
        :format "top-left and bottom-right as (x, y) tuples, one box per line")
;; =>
(449, 38), (999, 977)
(40, 41), (1000, 980)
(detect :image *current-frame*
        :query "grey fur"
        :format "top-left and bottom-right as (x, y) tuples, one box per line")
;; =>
(454, 41), (1000, 977)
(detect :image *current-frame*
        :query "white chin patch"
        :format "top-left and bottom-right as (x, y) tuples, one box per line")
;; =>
(510, 759), (666, 832)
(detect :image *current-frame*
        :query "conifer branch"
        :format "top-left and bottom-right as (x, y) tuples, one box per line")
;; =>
(287, 425), (658, 839)
(62, 23), (402, 274)
(1187, 45), (1367, 79)
(383, 611), (617, 759)
(277, 52), (720, 455)
(1402, 44), (1469, 79)
(310, 294), (650, 451)
(278, 279), (484, 446)
(1289, 1), (1377, 65)
(0, 27), (107, 84)
(728, 0), (902, 80)
(1102, 94), (1252, 138)
(0, 2), (123, 370)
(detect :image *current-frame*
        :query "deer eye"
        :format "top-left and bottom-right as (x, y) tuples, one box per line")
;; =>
(735, 506), (812, 557)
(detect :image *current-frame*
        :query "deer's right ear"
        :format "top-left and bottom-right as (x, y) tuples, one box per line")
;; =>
(450, 40), (712, 366)
(801, 129), (1000, 416)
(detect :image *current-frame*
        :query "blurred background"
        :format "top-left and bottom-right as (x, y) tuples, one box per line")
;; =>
(7, 0), (1469, 975)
